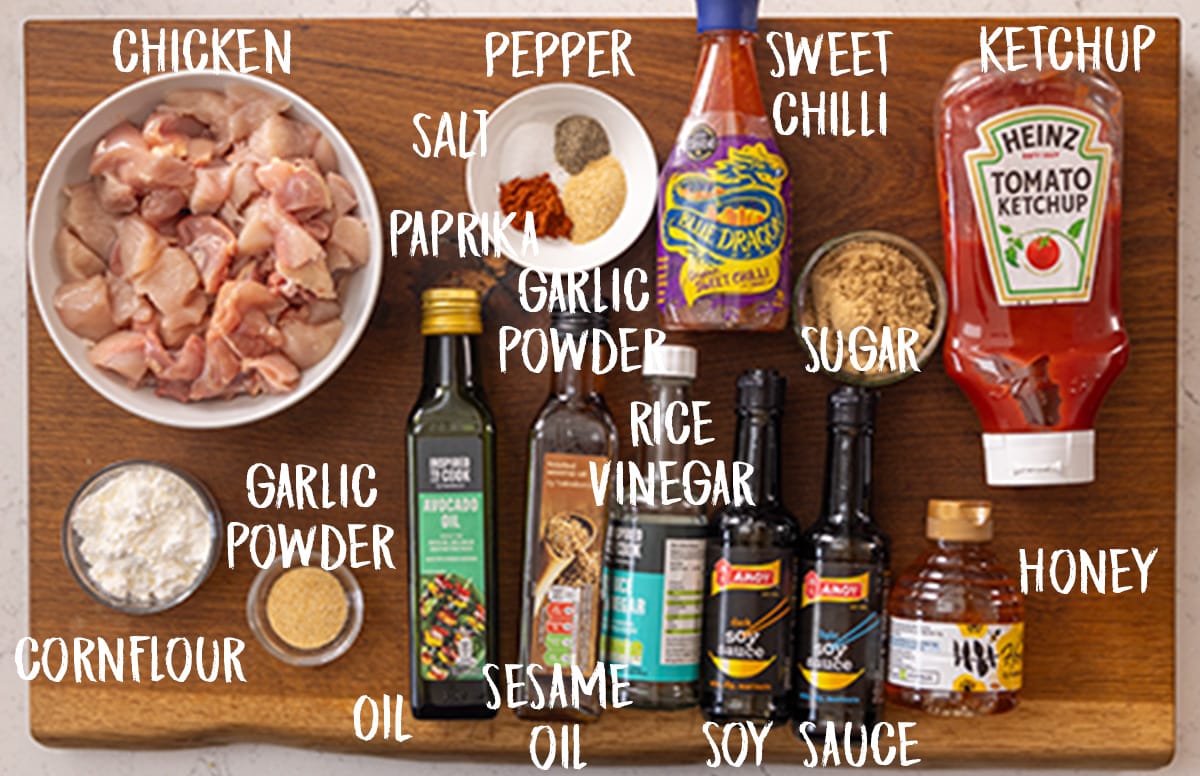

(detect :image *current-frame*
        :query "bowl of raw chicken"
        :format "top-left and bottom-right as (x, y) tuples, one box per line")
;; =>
(28, 72), (382, 429)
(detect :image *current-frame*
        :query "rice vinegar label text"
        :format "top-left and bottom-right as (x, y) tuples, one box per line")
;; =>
(965, 105), (1111, 306)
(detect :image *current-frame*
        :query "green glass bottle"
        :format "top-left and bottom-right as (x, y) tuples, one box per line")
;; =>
(406, 288), (498, 719)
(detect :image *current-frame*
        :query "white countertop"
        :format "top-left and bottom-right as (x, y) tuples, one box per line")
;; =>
(3, 0), (1195, 774)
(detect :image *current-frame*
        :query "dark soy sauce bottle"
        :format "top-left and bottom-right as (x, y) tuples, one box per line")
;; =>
(792, 386), (890, 741)
(700, 369), (798, 724)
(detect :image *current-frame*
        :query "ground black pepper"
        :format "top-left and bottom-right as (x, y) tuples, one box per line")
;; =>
(554, 115), (610, 175)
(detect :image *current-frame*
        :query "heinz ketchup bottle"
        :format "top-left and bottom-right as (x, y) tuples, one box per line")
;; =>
(935, 58), (1129, 486)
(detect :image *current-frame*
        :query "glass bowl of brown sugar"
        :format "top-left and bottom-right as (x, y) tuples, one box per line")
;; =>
(793, 229), (948, 388)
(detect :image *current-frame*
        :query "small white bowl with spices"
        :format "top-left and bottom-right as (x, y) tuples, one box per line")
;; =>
(793, 230), (948, 387)
(247, 560), (363, 667)
(465, 82), (657, 273)
(63, 460), (222, 615)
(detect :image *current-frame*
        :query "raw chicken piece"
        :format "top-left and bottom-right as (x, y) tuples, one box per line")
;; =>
(236, 198), (274, 257)
(54, 275), (116, 341)
(189, 336), (241, 400)
(88, 330), (149, 385)
(134, 246), (200, 317)
(146, 331), (206, 382)
(142, 110), (207, 155)
(307, 299), (342, 324)
(209, 278), (287, 342)
(63, 182), (118, 258)
(228, 162), (262, 211)
(55, 227), (106, 281)
(178, 215), (236, 294)
(105, 272), (139, 328)
(96, 173), (137, 214)
(243, 353), (300, 394)
(159, 293), (208, 348)
(90, 122), (194, 192)
(164, 89), (233, 147)
(326, 172), (357, 216)
(113, 216), (166, 278)
(247, 114), (315, 161)
(266, 198), (325, 270)
(313, 134), (338, 174)
(274, 258), (336, 301)
(190, 164), (235, 215)
(303, 218), (332, 243)
(255, 158), (331, 220)
(140, 188), (188, 225)
(326, 216), (370, 271)
(226, 84), (290, 143)
(279, 309), (343, 368)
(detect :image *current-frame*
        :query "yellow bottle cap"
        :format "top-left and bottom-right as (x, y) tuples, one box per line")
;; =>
(926, 499), (994, 543)
(421, 288), (482, 336)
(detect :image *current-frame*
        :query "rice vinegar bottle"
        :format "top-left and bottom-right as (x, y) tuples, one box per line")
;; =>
(603, 344), (707, 709)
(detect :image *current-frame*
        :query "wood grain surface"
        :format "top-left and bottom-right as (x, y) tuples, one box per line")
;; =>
(24, 17), (1179, 767)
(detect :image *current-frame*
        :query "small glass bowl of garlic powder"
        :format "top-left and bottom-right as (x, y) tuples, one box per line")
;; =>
(63, 460), (222, 614)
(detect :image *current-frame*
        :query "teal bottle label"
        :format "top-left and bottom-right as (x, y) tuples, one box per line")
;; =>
(415, 437), (487, 681)
(604, 519), (707, 683)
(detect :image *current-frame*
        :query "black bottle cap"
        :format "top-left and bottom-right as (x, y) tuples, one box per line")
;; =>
(827, 384), (878, 427)
(736, 368), (786, 410)
(550, 297), (609, 337)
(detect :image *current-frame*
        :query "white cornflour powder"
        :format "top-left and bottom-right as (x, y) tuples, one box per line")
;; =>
(70, 464), (214, 603)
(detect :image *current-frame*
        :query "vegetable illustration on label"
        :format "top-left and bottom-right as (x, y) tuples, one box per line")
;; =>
(965, 105), (1111, 306)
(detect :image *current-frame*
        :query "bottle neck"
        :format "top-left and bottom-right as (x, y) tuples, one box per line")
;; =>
(422, 334), (474, 391)
(733, 407), (782, 508)
(689, 30), (766, 116)
(551, 343), (602, 400)
(819, 422), (873, 527)
(637, 378), (693, 467)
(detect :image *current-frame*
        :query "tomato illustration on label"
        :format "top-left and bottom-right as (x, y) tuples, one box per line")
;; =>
(1025, 235), (1062, 271)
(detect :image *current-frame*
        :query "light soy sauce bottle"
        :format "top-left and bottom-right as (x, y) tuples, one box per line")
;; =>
(701, 369), (798, 723)
(792, 386), (890, 742)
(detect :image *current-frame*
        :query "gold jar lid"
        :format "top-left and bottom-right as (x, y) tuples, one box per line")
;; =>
(421, 288), (482, 336)
(926, 499), (993, 542)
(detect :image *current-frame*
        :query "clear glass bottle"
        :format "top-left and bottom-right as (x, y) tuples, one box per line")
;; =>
(603, 344), (707, 709)
(793, 386), (890, 741)
(405, 288), (498, 719)
(701, 369), (797, 723)
(887, 500), (1024, 716)
(517, 303), (618, 721)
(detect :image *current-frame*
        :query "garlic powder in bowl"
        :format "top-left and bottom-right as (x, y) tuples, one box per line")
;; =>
(63, 460), (221, 614)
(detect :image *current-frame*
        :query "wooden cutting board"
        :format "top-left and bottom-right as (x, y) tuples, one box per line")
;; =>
(24, 17), (1179, 767)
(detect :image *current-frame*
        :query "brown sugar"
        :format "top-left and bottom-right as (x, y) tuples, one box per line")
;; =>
(803, 239), (935, 373)
(266, 567), (348, 650)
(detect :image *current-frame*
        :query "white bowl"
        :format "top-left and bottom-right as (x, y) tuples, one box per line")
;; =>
(465, 82), (657, 274)
(28, 71), (383, 430)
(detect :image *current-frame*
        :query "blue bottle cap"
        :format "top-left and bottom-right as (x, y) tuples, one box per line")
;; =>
(696, 0), (759, 33)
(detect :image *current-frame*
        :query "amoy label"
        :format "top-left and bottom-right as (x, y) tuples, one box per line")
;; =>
(658, 130), (791, 310)
(415, 438), (488, 681)
(604, 520), (706, 683)
(703, 551), (794, 693)
(965, 105), (1112, 306)
(888, 618), (1023, 693)
(795, 566), (885, 708)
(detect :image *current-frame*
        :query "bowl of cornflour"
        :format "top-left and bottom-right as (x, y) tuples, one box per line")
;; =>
(63, 460), (222, 614)
(793, 229), (948, 387)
